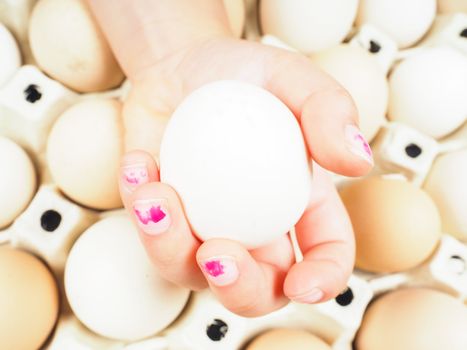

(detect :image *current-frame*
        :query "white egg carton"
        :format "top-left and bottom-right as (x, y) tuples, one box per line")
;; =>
(0, 65), (77, 154)
(9, 185), (98, 274)
(370, 122), (449, 185)
(349, 24), (398, 74)
(422, 13), (467, 55)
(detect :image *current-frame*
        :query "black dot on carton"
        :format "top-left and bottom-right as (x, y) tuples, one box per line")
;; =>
(405, 144), (422, 158)
(206, 319), (228, 341)
(40, 210), (62, 232)
(460, 28), (467, 38)
(369, 40), (381, 53)
(450, 255), (466, 274)
(24, 84), (42, 103)
(336, 287), (354, 306)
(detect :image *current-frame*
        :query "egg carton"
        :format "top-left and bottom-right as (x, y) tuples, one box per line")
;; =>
(0, 65), (77, 155)
(43, 274), (372, 350)
(369, 122), (467, 186)
(421, 13), (467, 55)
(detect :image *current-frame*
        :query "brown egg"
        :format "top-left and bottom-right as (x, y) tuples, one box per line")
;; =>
(356, 288), (467, 350)
(340, 177), (441, 272)
(438, 0), (467, 14)
(246, 329), (331, 350)
(29, 0), (124, 92)
(47, 99), (123, 210)
(0, 246), (59, 350)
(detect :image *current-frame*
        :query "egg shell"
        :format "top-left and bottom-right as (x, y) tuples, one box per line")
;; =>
(356, 0), (437, 48)
(47, 98), (123, 210)
(339, 177), (441, 273)
(64, 215), (190, 341)
(0, 137), (36, 228)
(424, 148), (467, 241)
(0, 22), (21, 87)
(438, 0), (467, 14)
(223, 0), (245, 38)
(259, 0), (359, 53)
(160, 80), (311, 249)
(246, 329), (331, 350)
(311, 44), (388, 142)
(29, 0), (124, 92)
(388, 47), (467, 139)
(356, 288), (467, 350)
(0, 246), (59, 350)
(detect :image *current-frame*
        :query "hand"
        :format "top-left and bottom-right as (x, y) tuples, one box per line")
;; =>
(119, 38), (372, 316)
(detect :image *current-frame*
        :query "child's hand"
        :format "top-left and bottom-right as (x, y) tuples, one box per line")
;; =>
(117, 37), (372, 316)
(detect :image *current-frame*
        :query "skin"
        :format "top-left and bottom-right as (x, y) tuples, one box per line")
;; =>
(88, 0), (372, 317)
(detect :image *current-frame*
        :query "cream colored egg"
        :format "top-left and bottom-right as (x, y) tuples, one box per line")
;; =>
(388, 47), (467, 139)
(65, 216), (190, 341)
(223, 0), (245, 38)
(312, 44), (388, 142)
(47, 99), (123, 210)
(0, 137), (36, 228)
(260, 0), (359, 53)
(0, 22), (21, 87)
(247, 329), (331, 350)
(340, 177), (441, 273)
(438, 0), (467, 14)
(424, 148), (467, 241)
(356, 288), (467, 350)
(356, 0), (437, 48)
(29, 0), (124, 92)
(160, 80), (311, 249)
(0, 246), (59, 350)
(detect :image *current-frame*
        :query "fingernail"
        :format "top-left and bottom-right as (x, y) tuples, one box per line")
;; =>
(200, 256), (239, 287)
(292, 288), (324, 304)
(133, 199), (171, 235)
(345, 125), (374, 165)
(122, 163), (149, 189)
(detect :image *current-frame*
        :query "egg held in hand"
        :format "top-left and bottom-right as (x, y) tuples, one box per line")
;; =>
(160, 80), (312, 249)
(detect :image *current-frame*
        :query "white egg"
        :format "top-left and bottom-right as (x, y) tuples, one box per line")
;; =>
(0, 137), (36, 228)
(424, 148), (467, 241)
(312, 44), (388, 142)
(64, 216), (190, 341)
(388, 47), (467, 139)
(47, 98), (123, 210)
(160, 80), (311, 249)
(356, 0), (437, 48)
(259, 0), (359, 53)
(0, 22), (21, 87)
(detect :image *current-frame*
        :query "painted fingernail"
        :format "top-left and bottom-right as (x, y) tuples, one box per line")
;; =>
(200, 256), (239, 287)
(133, 199), (171, 235)
(345, 125), (374, 165)
(292, 288), (324, 304)
(122, 163), (149, 189)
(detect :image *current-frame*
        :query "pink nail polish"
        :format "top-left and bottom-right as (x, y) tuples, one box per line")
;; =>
(133, 199), (171, 235)
(345, 125), (374, 165)
(201, 256), (239, 287)
(122, 163), (149, 189)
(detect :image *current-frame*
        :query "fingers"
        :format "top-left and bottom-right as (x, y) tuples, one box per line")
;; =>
(265, 50), (373, 176)
(196, 234), (294, 317)
(122, 88), (170, 157)
(119, 151), (207, 290)
(284, 164), (355, 303)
